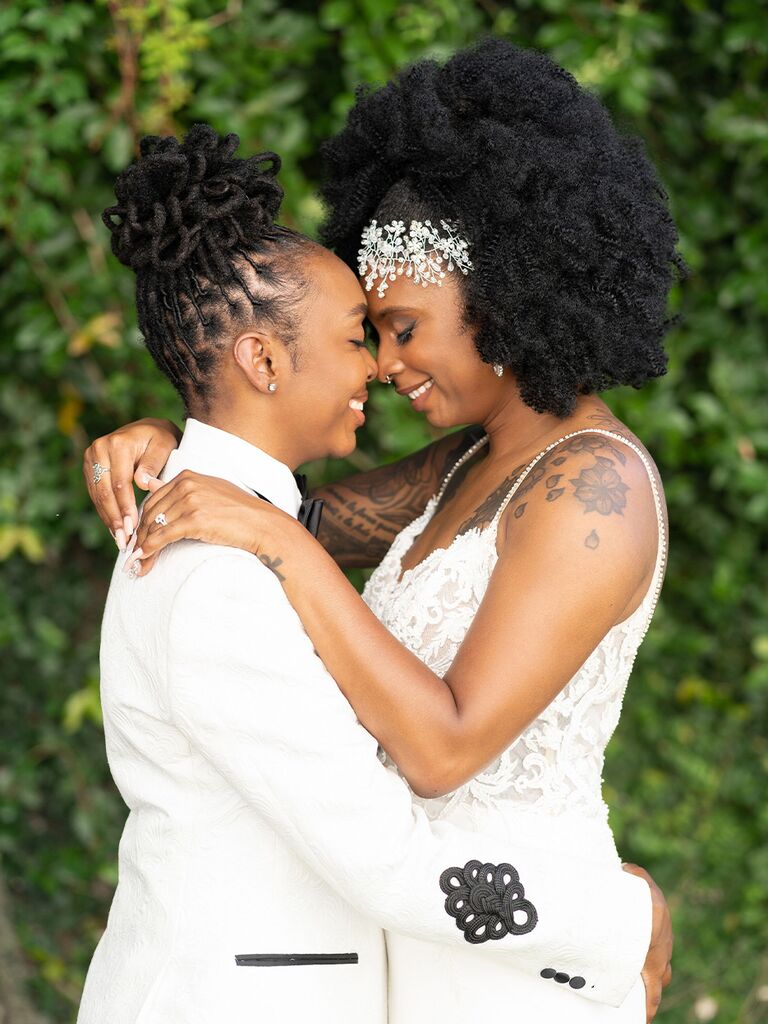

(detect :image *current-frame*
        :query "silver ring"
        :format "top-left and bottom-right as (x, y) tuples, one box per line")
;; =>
(92, 462), (110, 485)
(154, 512), (168, 527)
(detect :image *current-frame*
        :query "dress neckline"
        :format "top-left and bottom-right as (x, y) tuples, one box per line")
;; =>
(391, 427), (667, 633)
(395, 434), (491, 585)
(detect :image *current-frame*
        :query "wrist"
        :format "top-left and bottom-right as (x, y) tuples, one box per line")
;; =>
(251, 508), (311, 571)
(275, 521), (328, 593)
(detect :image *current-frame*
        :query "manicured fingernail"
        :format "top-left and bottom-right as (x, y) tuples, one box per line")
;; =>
(140, 474), (150, 487)
(116, 528), (127, 552)
(124, 515), (134, 538)
(123, 548), (144, 575)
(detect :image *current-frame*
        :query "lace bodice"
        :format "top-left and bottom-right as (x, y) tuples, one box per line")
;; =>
(362, 429), (666, 825)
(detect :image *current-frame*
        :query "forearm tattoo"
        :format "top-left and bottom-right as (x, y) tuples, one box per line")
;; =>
(259, 553), (286, 582)
(314, 429), (478, 567)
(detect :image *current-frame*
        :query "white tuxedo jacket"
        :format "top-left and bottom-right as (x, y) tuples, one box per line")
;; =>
(77, 419), (651, 1024)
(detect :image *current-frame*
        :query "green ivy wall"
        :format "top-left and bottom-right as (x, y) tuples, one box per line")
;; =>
(1, 2), (766, 1020)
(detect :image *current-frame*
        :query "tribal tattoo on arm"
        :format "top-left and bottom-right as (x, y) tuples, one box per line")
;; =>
(313, 428), (481, 568)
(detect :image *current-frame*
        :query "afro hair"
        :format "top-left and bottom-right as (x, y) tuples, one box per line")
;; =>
(320, 38), (685, 416)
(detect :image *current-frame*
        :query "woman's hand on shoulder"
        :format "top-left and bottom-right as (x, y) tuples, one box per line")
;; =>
(125, 471), (308, 579)
(84, 418), (182, 548)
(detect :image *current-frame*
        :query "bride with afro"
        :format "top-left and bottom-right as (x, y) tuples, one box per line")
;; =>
(87, 39), (679, 1022)
(321, 37), (683, 417)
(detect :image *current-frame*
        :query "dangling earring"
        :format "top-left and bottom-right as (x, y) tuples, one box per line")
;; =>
(267, 382), (278, 393)
(492, 364), (504, 378)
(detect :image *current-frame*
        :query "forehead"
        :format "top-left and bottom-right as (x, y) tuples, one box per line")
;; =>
(307, 247), (367, 309)
(363, 272), (460, 316)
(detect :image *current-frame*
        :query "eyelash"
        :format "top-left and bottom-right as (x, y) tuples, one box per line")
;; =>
(350, 339), (367, 349)
(396, 325), (414, 345)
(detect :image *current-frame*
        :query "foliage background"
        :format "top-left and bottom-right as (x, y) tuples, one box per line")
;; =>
(1, 1), (766, 1021)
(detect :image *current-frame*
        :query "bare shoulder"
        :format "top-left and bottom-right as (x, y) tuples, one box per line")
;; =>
(498, 422), (663, 578)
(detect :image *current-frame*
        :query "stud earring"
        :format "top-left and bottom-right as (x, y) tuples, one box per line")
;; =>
(492, 364), (504, 378)
(267, 382), (278, 393)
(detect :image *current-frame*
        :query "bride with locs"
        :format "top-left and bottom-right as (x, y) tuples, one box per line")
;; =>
(86, 40), (679, 1022)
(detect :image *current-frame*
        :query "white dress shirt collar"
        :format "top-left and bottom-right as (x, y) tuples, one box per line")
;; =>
(161, 418), (302, 519)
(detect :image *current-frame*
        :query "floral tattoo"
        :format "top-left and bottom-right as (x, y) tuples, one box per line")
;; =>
(570, 456), (629, 516)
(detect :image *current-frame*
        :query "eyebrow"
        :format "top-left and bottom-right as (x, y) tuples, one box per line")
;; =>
(375, 305), (417, 317)
(347, 303), (368, 318)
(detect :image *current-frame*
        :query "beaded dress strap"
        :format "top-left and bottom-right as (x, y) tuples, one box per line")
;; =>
(491, 428), (668, 610)
(432, 433), (490, 507)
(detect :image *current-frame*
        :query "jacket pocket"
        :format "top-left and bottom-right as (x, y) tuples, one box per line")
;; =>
(235, 953), (358, 967)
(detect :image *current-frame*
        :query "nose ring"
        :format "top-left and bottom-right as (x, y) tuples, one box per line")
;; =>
(384, 375), (393, 384)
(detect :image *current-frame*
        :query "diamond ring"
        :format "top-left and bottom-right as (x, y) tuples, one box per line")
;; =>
(92, 462), (111, 485)
(154, 513), (168, 527)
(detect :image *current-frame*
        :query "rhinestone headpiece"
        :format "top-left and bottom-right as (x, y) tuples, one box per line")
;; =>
(358, 218), (473, 298)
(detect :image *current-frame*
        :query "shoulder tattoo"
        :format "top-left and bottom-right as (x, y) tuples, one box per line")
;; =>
(454, 433), (633, 535)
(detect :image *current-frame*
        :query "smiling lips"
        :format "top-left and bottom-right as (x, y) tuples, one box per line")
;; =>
(348, 378), (434, 424)
(348, 395), (366, 427)
(400, 378), (434, 402)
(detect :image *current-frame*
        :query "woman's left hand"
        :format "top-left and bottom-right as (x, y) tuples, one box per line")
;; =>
(125, 470), (303, 577)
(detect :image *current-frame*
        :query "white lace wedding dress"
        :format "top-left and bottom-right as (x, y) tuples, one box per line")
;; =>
(362, 428), (667, 1022)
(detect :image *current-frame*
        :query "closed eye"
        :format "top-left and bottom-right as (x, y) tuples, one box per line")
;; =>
(396, 325), (414, 345)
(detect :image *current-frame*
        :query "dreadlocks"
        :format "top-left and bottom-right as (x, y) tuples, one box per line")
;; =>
(103, 123), (311, 412)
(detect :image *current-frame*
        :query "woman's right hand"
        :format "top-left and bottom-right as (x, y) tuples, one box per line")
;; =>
(83, 417), (182, 550)
(622, 862), (673, 1022)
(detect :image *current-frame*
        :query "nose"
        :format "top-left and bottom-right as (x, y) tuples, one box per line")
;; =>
(362, 346), (377, 383)
(375, 337), (406, 385)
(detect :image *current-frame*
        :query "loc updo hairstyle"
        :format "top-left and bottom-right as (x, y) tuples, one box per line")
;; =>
(103, 124), (313, 413)
(320, 38), (685, 417)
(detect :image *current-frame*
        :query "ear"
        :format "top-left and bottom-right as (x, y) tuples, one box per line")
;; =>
(232, 330), (289, 394)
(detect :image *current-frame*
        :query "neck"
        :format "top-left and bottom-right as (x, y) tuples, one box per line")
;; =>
(195, 407), (302, 472)
(479, 384), (569, 463)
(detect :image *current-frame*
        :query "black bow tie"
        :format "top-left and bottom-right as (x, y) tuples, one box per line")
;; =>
(251, 475), (324, 539)
(293, 473), (324, 538)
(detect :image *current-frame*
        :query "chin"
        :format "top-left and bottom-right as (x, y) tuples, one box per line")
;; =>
(423, 408), (457, 429)
(330, 434), (358, 459)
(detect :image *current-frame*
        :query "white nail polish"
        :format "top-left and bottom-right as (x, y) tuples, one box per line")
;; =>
(116, 528), (127, 552)
(123, 548), (144, 575)
(124, 515), (134, 538)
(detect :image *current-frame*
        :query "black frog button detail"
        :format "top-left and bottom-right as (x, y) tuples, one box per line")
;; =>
(540, 968), (587, 990)
(440, 860), (538, 944)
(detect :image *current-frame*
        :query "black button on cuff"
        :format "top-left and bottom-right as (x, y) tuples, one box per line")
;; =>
(540, 968), (556, 979)
(554, 972), (570, 984)
(569, 976), (586, 989)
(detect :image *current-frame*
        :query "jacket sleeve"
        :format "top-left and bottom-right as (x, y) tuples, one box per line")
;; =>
(166, 552), (651, 1008)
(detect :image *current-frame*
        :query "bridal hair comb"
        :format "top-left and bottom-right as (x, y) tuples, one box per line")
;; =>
(357, 218), (473, 298)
